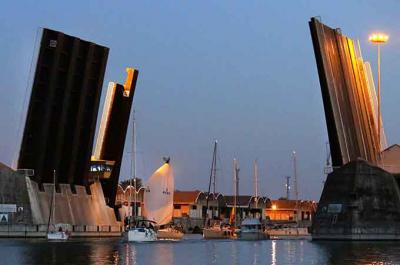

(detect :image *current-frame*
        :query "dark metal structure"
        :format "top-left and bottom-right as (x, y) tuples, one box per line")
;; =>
(93, 68), (138, 206)
(310, 17), (400, 241)
(17, 28), (109, 186)
(309, 18), (380, 167)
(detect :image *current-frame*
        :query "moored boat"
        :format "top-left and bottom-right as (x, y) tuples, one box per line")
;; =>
(203, 222), (235, 239)
(143, 158), (182, 241)
(157, 226), (184, 240)
(47, 227), (70, 240)
(127, 219), (157, 242)
(266, 226), (310, 239)
(238, 217), (267, 240)
(46, 170), (71, 241)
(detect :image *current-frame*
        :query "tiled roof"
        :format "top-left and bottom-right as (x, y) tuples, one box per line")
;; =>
(174, 190), (202, 204)
(382, 144), (400, 152)
(224, 195), (253, 206)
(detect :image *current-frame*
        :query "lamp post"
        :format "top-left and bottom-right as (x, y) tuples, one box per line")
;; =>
(368, 33), (389, 153)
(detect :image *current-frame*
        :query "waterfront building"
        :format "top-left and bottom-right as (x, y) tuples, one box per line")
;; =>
(172, 191), (204, 219)
(266, 199), (317, 225)
(114, 188), (275, 232)
(223, 195), (270, 221)
(381, 144), (400, 174)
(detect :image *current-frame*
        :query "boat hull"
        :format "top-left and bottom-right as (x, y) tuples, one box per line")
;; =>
(203, 228), (235, 239)
(47, 232), (70, 240)
(238, 231), (266, 241)
(266, 227), (310, 239)
(128, 228), (157, 242)
(157, 228), (184, 240)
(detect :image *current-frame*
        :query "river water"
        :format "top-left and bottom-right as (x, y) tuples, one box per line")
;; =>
(1, 235), (400, 265)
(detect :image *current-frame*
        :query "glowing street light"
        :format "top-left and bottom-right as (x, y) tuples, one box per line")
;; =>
(369, 33), (389, 43)
(369, 32), (389, 153)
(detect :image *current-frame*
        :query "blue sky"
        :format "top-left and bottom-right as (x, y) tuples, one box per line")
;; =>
(1, 1), (399, 200)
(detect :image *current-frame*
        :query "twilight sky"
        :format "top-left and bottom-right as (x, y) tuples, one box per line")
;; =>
(1, 1), (399, 200)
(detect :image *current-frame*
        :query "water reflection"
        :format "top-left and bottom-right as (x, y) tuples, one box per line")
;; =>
(271, 240), (277, 265)
(1, 237), (400, 265)
(252, 241), (260, 265)
(313, 241), (400, 265)
(230, 240), (238, 265)
(205, 241), (218, 264)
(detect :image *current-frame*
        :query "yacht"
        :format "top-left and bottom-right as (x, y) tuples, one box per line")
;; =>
(127, 219), (157, 242)
(238, 218), (267, 240)
(142, 159), (181, 240)
(266, 225), (310, 239)
(157, 226), (184, 240)
(47, 228), (70, 240)
(203, 222), (235, 239)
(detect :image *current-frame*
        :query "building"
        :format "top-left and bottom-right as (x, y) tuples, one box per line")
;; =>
(172, 191), (204, 219)
(114, 188), (276, 231)
(224, 195), (270, 221)
(266, 199), (317, 224)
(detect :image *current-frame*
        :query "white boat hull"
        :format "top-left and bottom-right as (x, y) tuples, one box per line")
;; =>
(239, 231), (266, 241)
(47, 232), (70, 240)
(266, 227), (310, 239)
(128, 228), (157, 242)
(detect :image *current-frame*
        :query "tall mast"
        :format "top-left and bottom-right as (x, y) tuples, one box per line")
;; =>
(292, 151), (299, 223)
(233, 159), (239, 227)
(205, 140), (217, 225)
(212, 141), (217, 194)
(132, 110), (137, 219)
(253, 160), (258, 209)
(53, 169), (56, 225)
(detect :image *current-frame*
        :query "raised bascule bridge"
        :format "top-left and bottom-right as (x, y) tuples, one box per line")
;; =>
(309, 17), (400, 240)
(0, 28), (137, 237)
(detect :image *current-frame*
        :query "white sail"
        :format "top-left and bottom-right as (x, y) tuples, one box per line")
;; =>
(143, 163), (174, 225)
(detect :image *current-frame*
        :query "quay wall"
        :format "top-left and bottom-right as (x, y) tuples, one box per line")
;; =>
(27, 178), (119, 226)
(0, 224), (122, 238)
(0, 165), (32, 224)
(0, 164), (122, 237)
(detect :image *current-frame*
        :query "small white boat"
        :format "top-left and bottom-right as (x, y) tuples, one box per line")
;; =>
(238, 218), (267, 240)
(128, 227), (157, 242)
(127, 219), (157, 242)
(46, 171), (71, 241)
(47, 230), (70, 240)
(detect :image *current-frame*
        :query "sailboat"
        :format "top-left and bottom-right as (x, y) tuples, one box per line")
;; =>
(238, 159), (267, 240)
(265, 151), (310, 239)
(143, 158), (183, 240)
(127, 112), (157, 242)
(203, 147), (235, 240)
(47, 170), (70, 240)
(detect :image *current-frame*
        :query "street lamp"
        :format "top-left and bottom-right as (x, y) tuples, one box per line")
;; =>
(369, 33), (389, 153)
